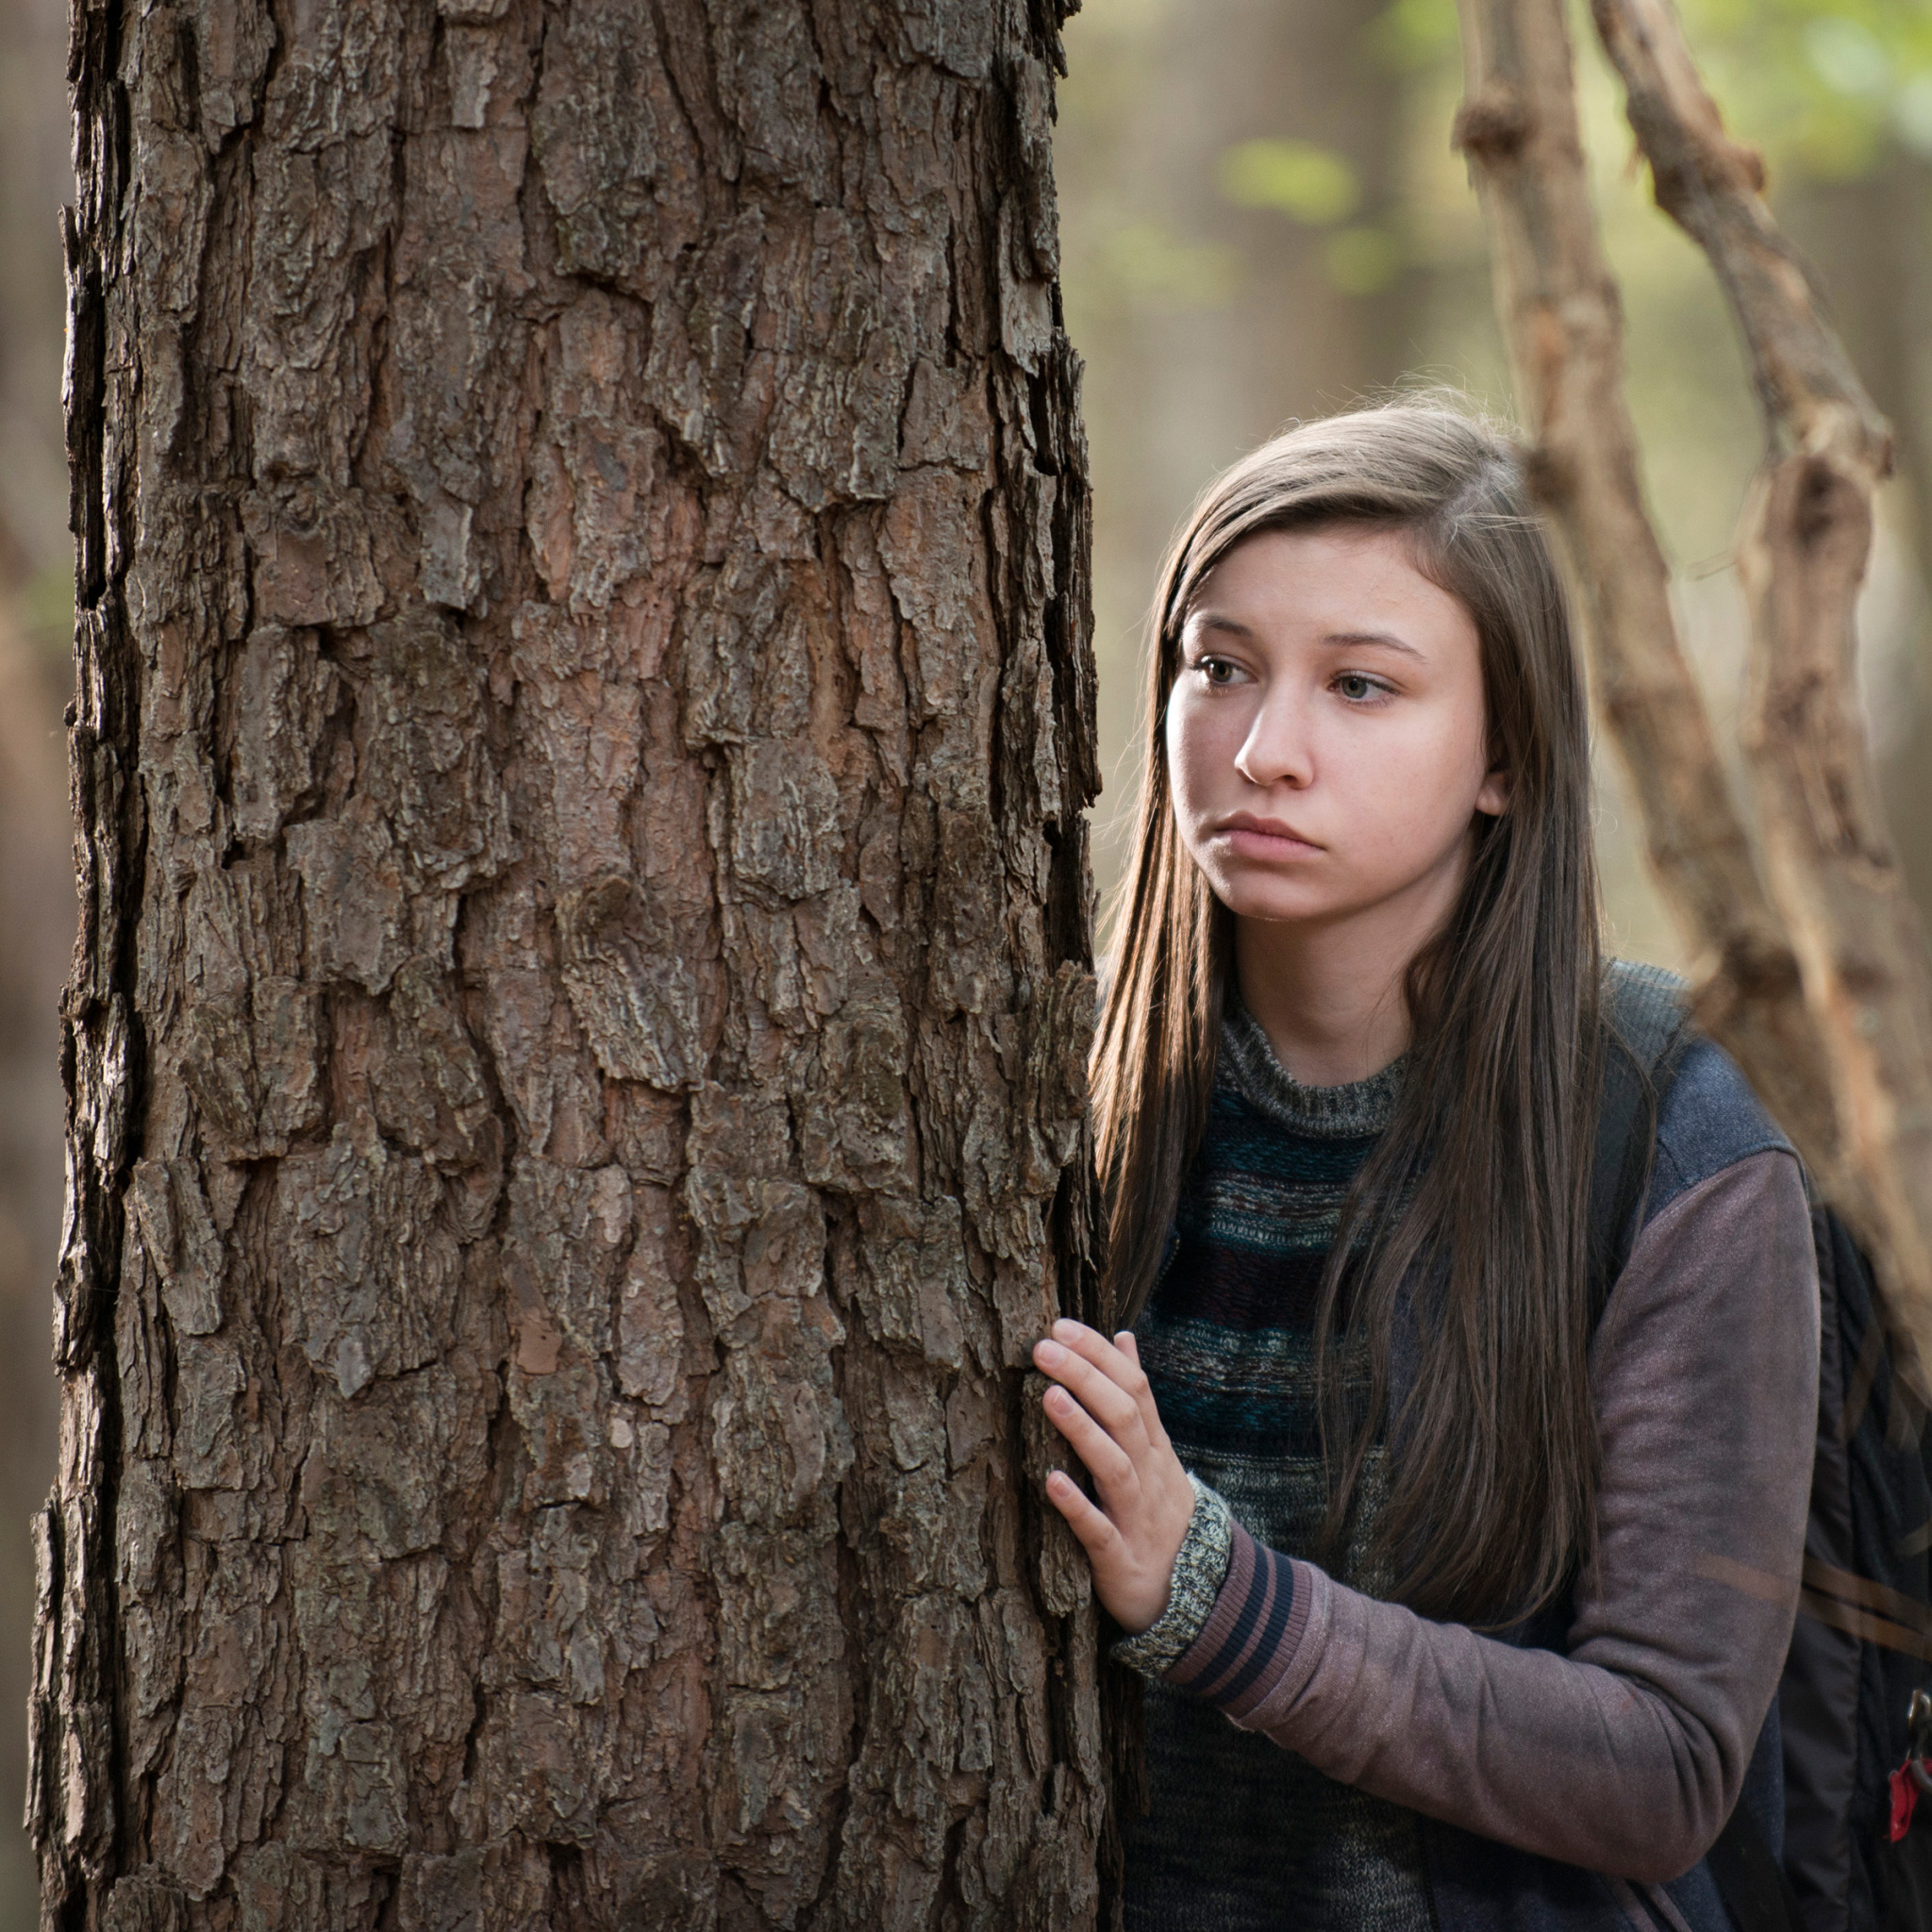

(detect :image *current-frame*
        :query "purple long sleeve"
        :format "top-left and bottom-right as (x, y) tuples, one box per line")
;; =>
(1159, 1148), (1820, 1883)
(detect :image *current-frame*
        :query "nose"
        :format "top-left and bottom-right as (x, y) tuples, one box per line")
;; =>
(1233, 684), (1313, 791)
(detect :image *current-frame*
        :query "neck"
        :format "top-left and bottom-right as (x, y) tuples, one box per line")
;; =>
(1234, 872), (1465, 1086)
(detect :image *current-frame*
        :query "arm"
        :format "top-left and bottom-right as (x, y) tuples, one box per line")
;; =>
(1037, 1145), (1820, 1881)
(1155, 1149), (1819, 1881)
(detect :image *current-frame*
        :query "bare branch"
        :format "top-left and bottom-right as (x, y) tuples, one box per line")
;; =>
(1591, 0), (1932, 1373)
(1590, 0), (1890, 475)
(1450, 0), (1846, 1190)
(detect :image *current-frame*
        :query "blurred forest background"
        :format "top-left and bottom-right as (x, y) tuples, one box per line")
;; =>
(0, 0), (1926, 1920)
(1059, 0), (1932, 948)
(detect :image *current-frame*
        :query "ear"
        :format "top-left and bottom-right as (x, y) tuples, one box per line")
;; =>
(1475, 763), (1511, 817)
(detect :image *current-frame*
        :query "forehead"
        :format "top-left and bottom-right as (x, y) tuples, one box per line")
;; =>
(1185, 524), (1470, 641)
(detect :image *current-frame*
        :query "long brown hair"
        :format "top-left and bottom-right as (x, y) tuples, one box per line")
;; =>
(1091, 401), (1604, 1626)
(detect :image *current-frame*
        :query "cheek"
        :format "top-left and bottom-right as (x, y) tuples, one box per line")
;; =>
(1163, 701), (1195, 815)
(1164, 686), (1242, 819)
(1344, 708), (1491, 858)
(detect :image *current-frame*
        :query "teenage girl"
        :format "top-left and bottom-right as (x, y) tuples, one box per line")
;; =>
(1033, 404), (1819, 1932)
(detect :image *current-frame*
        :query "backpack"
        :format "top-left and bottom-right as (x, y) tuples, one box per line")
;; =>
(1593, 961), (1932, 1932)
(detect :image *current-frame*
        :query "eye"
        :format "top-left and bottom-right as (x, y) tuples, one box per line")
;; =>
(1198, 656), (1241, 686)
(1332, 672), (1390, 704)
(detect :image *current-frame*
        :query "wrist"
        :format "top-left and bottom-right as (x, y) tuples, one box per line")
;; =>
(1110, 1474), (1234, 1677)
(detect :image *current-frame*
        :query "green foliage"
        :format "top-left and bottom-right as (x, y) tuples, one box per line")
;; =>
(1367, 0), (1453, 72)
(1085, 221), (1244, 312)
(22, 564), (71, 668)
(1369, 0), (1463, 70)
(1324, 226), (1407, 293)
(1679, 0), (1932, 178)
(1218, 138), (1362, 224)
(1371, 0), (1932, 181)
(1216, 140), (1408, 296)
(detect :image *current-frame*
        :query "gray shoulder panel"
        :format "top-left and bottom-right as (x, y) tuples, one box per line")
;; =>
(1646, 1036), (1795, 1225)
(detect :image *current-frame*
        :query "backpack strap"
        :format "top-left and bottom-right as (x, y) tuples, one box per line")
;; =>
(1705, 1798), (1805, 1932)
(1588, 960), (1695, 1324)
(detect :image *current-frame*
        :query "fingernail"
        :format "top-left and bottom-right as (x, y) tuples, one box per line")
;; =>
(1052, 1319), (1077, 1340)
(1035, 1340), (1063, 1366)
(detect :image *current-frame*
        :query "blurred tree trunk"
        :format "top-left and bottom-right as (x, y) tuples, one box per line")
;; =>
(40, 1), (1111, 1926)
(1779, 154), (1932, 928)
(1139, 0), (1411, 457)
(0, 528), (73, 1928)
(0, 0), (89, 1913)
(0, 0), (71, 569)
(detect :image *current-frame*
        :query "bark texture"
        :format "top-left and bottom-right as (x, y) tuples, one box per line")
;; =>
(42, 1), (1112, 1926)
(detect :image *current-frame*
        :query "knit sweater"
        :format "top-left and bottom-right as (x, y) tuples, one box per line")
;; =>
(1116, 998), (1427, 1931)
(1112, 998), (1821, 1932)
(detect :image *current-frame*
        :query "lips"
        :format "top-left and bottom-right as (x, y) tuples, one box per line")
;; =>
(1216, 812), (1323, 852)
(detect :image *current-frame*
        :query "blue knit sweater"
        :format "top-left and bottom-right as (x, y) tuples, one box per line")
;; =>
(1118, 997), (1428, 1930)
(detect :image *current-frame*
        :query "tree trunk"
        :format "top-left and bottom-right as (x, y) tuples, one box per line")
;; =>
(1777, 153), (1932, 936)
(42, 1), (1111, 1925)
(1123, 0), (1411, 470)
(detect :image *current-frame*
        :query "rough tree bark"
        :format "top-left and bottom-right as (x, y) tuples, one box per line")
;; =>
(41, 1), (1114, 1926)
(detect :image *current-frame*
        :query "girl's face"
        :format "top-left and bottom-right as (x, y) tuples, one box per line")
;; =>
(1166, 523), (1507, 933)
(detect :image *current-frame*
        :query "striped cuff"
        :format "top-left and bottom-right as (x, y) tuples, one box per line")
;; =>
(1109, 1474), (1234, 1677)
(1165, 1520), (1309, 1720)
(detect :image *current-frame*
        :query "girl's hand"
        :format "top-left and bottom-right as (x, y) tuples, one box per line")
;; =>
(1033, 1320), (1196, 1633)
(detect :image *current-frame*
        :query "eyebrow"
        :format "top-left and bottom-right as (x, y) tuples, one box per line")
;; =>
(1186, 613), (1424, 659)
(1323, 627), (1424, 659)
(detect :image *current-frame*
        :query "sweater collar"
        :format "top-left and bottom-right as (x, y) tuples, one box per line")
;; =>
(1218, 988), (1406, 1139)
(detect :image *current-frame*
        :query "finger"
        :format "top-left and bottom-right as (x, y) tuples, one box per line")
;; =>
(1113, 1331), (1171, 1447)
(1055, 1319), (1153, 1408)
(1044, 1468), (1123, 1558)
(1034, 1333), (1145, 1442)
(1041, 1386), (1136, 1492)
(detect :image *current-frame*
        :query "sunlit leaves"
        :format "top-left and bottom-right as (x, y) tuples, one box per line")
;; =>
(1369, 0), (1462, 70)
(1218, 138), (1362, 224)
(1370, 0), (1932, 180)
(1324, 226), (1407, 292)
(1215, 141), (1407, 295)
(1806, 14), (1893, 95)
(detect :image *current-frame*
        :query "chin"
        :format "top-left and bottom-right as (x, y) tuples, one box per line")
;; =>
(1206, 871), (1341, 926)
